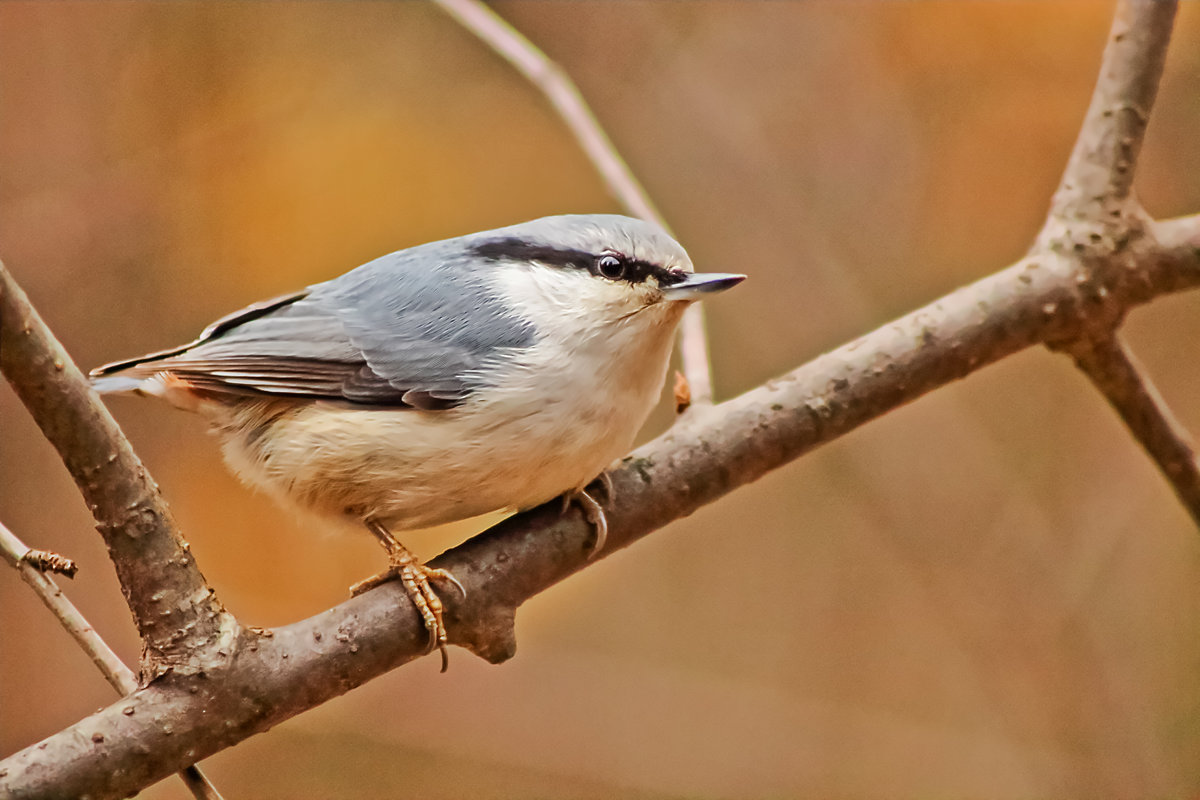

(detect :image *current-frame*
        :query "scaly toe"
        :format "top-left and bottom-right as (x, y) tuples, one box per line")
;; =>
(349, 567), (399, 597)
(398, 564), (445, 647)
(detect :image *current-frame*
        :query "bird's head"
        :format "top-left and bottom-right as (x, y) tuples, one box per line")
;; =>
(466, 214), (744, 338)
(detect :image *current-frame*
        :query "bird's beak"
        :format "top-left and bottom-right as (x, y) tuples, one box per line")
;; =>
(662, 272), (746, 301)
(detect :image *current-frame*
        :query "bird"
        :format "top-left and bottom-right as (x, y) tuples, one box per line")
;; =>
(90, 214), (745, 669)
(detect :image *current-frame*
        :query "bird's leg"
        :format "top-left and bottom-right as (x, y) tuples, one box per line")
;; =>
(349, 519), (465, 672)
(561, 473), (613, 558)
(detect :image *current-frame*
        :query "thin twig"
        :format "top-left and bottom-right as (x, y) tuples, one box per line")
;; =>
(676, 305), (715, 407)
(432, 0), (661, 224)
(1066, 336), (1200, 528)
(1046, 0), (1176, 223)
(0, 523), (135, 690)
(0, 521), (224, 800)
(431, 0), (718, 404)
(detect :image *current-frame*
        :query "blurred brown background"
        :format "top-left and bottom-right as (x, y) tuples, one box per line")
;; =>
(4, 2), (1200, 797)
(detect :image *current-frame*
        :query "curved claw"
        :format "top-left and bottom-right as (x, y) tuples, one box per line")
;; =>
(426, 565), (467, 600)
(565, 488), (608, 557)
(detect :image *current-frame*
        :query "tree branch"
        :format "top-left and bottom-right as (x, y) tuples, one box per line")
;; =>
(1065, 336), (1200, 526)
(0, 521), (223, 800)
(0, 261), (237, 679)
(1045, 0), (1175, 223)
(5, 205), (1200, 796)
(1035, 0), (1200, 528)
(0, 522), (138, 697)
(5, 1), (1200, 797)
(431, 0), (719, 405)
(1154, 212), (1200, 253)
(432, 0), (662, 225)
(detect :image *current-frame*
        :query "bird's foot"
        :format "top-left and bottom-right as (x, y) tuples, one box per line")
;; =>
(562, 476), (612, 558)
(351, 523), (466, 672)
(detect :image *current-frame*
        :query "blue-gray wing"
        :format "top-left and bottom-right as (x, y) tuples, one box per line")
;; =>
(90, 247), (536, 409)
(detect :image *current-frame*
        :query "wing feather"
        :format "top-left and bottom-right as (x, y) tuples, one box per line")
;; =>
(90, 247), (536, 409)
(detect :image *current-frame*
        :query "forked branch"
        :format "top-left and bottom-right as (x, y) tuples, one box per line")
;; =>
(0, 262), (236, 679)
(1037, 0), (1200, 526)
(0, 522), (223, 800)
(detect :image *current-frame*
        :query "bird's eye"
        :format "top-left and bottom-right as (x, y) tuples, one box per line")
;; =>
(595, 253), (626, 280)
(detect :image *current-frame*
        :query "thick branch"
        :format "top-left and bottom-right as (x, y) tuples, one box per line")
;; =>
(0, 263), (236, 677)
(1045, 0), (1175, 223)
(431, 0), (718, 405)
(6, 216), (1200, 798)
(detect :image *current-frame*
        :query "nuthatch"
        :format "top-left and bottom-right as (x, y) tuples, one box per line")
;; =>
(91, 214), (744, 668)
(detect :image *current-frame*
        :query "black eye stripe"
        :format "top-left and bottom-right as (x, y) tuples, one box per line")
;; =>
(470, 239), (593, 271)
(470, 237), (686, 286)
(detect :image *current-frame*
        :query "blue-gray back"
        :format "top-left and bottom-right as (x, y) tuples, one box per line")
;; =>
(92, 237), (536, 409)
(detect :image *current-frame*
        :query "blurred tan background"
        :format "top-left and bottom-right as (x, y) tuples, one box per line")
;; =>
(4, 2), (1200, 797)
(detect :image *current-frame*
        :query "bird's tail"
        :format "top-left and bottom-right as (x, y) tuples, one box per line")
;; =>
(89, 363), (207, 412)
(89, 373), (148, 395)
(89, 341), (191, 396)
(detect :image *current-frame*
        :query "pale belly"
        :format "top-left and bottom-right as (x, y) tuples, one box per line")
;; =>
(211, 372), (660, 531)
